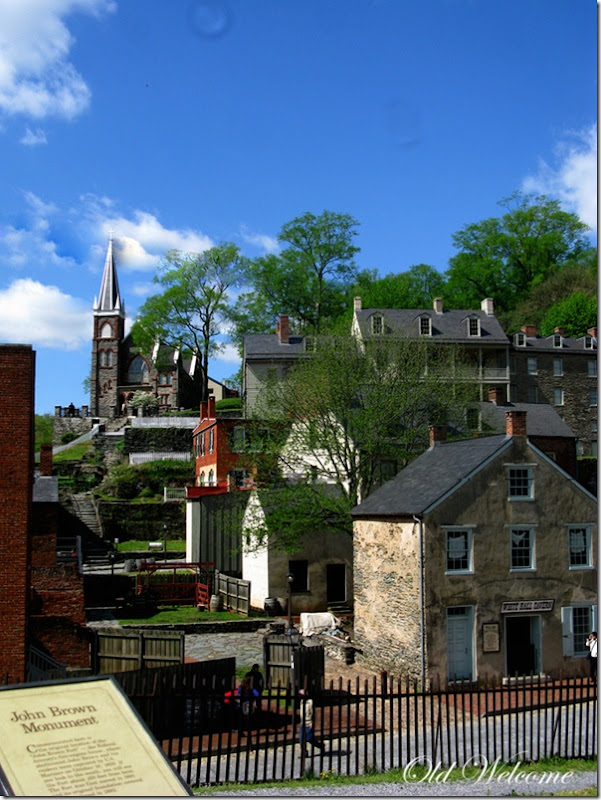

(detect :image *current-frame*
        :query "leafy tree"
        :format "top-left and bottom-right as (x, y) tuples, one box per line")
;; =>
(131, 244), (246, 401)
(539, 293), (598, 338)
(242, 336), (472, 550)
(445, 192), (590, 316)
(352, 264), (446, 310)
(229, 211), (360, 347)
(128, 390), (159, 414)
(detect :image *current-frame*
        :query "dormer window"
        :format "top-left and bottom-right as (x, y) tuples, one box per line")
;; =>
(468, 317), (480, 337)
(584, 336), (594, 349)
(371, 314), (384, 335)
(514, 332), (526, 347)
(419, 316), (432, 336)
(553, 334), (563, 348)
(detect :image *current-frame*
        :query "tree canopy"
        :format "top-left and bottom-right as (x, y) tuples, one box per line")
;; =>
(131, 244), (246, 401)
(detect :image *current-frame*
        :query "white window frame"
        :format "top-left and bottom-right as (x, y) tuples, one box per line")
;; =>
(527, 356), (537, 375)
(419, 316), (432, 336)
(444, 527), (474, 574)
(514, 332), (526, 347)
(208, 427), (214, 453)
(553, 334), (563, 348)
(371, 314), (384, 335)
(561, 604), (597, 657)
(554, 387), (564, 406)
(207, 469), (215, 486)
(584, 336), (594, 349)
(506, 465), (534, 500)
(567, 525), (593, 569)
(527, 385), (538, 403)
(509, 526), (535, 571)
(467, 317), (480, 337)
(553, 358), (563, 377)
(588, 360), (597, 378)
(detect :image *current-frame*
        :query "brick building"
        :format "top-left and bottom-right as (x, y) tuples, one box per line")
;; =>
(0, 344), (35, 683)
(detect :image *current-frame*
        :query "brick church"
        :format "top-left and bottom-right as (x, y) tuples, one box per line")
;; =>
(90, 237), (204, 418)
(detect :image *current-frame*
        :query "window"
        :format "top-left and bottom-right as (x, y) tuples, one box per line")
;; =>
(509, 384), (518, 402)
(99, 321), (112, 339)
(468, 317), (480, 337)
(514, 332), (526, 347)
(561, 605), (597, 657)
(584, 336), (594, 349)
(371, 314), (384, 335)
(207, 469), (215, 486)
(554, 388), (564, 406)
(288, 560), (308, 592)
(527, 385), (538, 403)
(510, 527), (534, 570)
(198, 471), (205, 486)
(159, 395), (169, 405)
(553, 358), (563, 377)
(592, 419), (598, 433)
(199, 431), (205, 456)
(208, 428), (214, 453)
(507, 466), (534, 500)
(230, 469), (248, 488)
(127, 356), (149, 384)
(509, 356), (516, 375)
(445, 529), (472, 573)
(231, 426), (246, 452)
(527, 357), (537, 375)
(419, 316), (432, 336)
(553, 334), (563, 348)
(568, 526), (592, 569)
(158, 372), (172, 385)
(590, 389), (598, 407)
(592, 441), (598, 458)
(588, 360), (597, 378)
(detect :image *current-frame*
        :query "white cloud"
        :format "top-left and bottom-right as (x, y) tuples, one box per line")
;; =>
(0, 278), (90, 349)
(214, 342), (242, 363)
(523, 124), (597, 234)
(20, 126), (47, 145)
(0, 0), (115, 121)
(240, 225), (279, 254)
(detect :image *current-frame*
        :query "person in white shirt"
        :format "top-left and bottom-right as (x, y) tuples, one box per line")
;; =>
(586, 631), (597, 681)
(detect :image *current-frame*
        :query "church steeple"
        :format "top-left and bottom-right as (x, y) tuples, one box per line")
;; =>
(93, 236), (125, 315)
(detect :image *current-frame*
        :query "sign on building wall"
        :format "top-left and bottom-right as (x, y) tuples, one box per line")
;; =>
(500, 599), (554, 613)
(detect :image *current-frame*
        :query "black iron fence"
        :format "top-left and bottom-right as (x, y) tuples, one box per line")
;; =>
(127, 671), (597, 787)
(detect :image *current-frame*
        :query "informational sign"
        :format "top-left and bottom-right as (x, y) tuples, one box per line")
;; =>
(500, 599), (554, 613)
(482, 623), (500, 652)
(0, 676), (191, 797)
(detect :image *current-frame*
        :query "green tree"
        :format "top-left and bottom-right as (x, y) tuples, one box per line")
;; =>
(539, 293), (598, 338)
(229, 210), (360, 348)
(353, 264), (446, 309)
(35, 414), (54, 454)
(131, 244), (246, 401)
(445, 193), (590, 316)
(243, 336), (472, 550)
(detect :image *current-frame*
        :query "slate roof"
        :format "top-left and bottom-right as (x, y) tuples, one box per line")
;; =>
(351, 435), (510, 518)
(510, 333), (597, 353)
(244, 334), (309, 359)
(477, 402), (575, 438)
(354, 308), (509, 344)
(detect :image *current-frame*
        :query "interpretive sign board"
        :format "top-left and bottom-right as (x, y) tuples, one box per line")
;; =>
(0, 676), (191, 796)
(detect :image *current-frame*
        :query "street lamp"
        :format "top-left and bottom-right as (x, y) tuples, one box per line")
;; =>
(286, 572), (301, 645)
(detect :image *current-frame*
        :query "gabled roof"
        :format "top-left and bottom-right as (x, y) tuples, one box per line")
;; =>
(244, 334), (309, 359)
(351, 435), (510, 517)
(93, 236), (124, 315)
(477, 402), (575, 438)
(510, 332), (597, 352)
(354, 308), (508, 344)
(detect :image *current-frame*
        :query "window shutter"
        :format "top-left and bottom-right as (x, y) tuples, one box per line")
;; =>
(592, 605), (598, 633)
(561, 607), (574, 657)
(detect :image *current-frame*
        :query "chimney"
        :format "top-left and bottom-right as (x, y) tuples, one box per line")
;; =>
(433, 297), (443, 314)
(488, 386), (506, 406)
(587, 327), (597, 338)
(505, 410), (527, 438)
(200, 400), (207, 420)
(40, 444), (53, 476)
(208, 396), (216, 419)
(429, 425), (447, 447)
(554, 327), (565, 336)
(354, 296), (362, 311)
(276, 314), (290, 344)
(481, 297), (494, 315)
(520, 324), (537, 338)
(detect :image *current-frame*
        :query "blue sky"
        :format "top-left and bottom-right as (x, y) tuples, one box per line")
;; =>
(0, 0), (596, 415)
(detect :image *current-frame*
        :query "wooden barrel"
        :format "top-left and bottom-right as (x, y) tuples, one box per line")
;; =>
(264, 597), (282, 616)
(210, 594), (223, 612)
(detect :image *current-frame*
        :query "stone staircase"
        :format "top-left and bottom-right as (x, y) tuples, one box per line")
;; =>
(66, 493), (113, 568)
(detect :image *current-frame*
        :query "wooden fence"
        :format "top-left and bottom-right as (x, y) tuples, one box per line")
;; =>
(91, 629), (184, 674)
(133, 672), (597, 787)
(216, 572), (250, 614)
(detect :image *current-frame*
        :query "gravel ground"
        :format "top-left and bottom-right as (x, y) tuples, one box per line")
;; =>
(204, 769), (597, 796)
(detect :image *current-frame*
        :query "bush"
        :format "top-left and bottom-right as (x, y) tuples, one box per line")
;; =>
(98, 459), (194, 500)
(60, 431), (79, 445)
(216, 397), (242, 412)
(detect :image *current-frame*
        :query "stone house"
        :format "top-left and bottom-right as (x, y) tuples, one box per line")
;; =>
(351, 410), (597, 684)
(509, 325), (597, 457)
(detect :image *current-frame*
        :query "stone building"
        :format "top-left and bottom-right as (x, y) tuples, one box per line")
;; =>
(351, 411), (597, 684)
(509, 325), (597, 457)
(90, 237), (204, 418)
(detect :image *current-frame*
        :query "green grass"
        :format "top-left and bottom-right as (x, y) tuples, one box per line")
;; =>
(115, 539), (185, 552)
(192, 758), (597, 795)
(116, 605), (252, 625)
(51, 441), (92, 463)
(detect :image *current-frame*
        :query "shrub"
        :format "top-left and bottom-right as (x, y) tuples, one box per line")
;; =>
(60, 431), (79, 445)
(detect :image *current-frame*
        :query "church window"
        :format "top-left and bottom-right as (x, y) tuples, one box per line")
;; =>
(128, 356), (149, 384)
(99, 322), (113, 339)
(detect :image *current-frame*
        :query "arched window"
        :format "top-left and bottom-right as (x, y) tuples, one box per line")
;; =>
(198, 471), (205, 487)
(208, 469), (215, 486)
(127, 356), (149, 384)
(209, 428), (214, 453)
(158, 372), (173, 386)
(99, 322), (113, 339)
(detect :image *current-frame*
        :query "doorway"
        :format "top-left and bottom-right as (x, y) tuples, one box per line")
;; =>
(326, 564), (346, 604)
(505, 616), (541, 676)
(446, 606), (474, 680)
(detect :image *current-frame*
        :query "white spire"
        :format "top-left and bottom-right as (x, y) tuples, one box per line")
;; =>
(94, 236), (124, 315)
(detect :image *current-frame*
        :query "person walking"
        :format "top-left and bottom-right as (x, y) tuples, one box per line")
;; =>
(297, 688), (323, 758)
(245, 663), (265, 711)
(586, 631), (597, 680)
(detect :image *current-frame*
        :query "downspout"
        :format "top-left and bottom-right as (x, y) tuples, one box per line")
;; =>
(413, 515), (426, 689)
